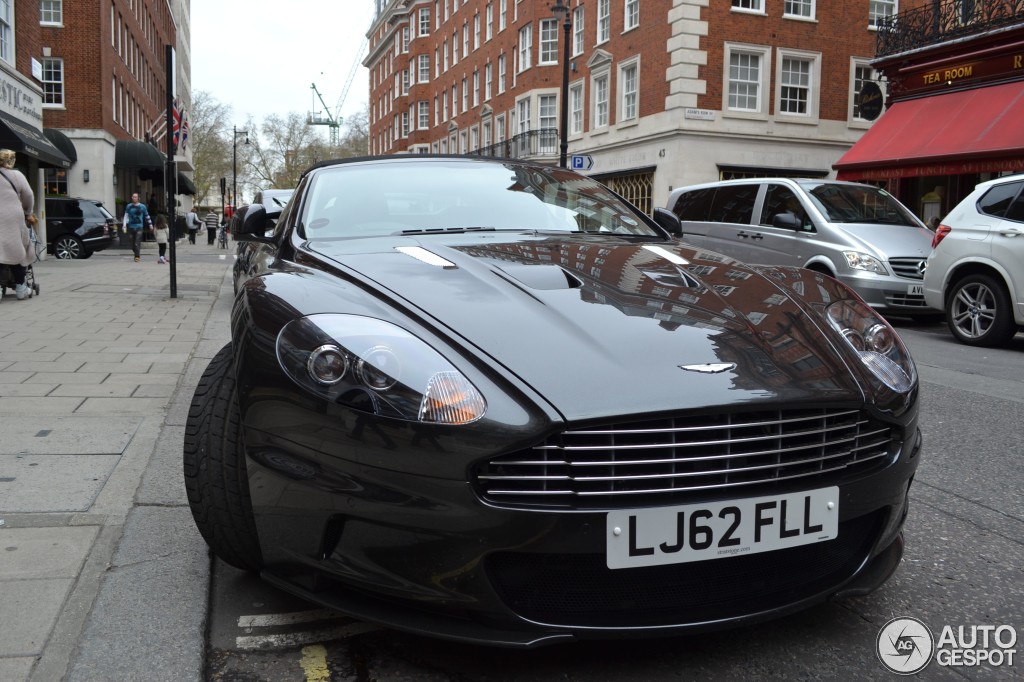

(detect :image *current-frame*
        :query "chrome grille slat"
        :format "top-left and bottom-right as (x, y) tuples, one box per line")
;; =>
(473, 408), (899, 508)
(889, 257), (927, 280)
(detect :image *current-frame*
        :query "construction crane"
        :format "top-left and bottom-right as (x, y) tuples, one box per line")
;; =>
(308, 36), (368, 146)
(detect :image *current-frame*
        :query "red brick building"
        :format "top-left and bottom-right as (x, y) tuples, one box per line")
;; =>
(365, 0), (929, 214)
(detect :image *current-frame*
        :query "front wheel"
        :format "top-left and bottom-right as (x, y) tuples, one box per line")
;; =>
(945, 273), (1016, 347)
(53, 235), (84, 259)
(183, 344), (263, 571)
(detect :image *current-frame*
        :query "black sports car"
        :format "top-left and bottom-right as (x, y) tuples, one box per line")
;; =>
(185, 155), (921, 648)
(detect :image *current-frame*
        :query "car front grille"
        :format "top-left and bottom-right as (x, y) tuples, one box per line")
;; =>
(485, 511), (881, 627)
(472, 408), (898, 509)
(885, 293), (930, 308)
(888, 257), (926, 280)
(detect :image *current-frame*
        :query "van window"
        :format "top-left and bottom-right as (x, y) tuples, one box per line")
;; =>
(800, 182), (918, 226)
(708, 184), (757, 224)
(977, 181), (1023, 219)
(671, 187), (715, 221)
(761, 184), (810, 230)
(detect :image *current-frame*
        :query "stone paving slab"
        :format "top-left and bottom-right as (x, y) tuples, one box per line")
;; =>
(0, 416), (138, 455)
(0, 455), (121, 512)
(0, 397), (85, 414)
(0, 658), (34, 681)
(0, 578), (74, 655)
(0, 526), (99, 579)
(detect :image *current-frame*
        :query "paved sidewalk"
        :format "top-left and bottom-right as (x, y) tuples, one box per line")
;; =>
(0, 241), (236, 681)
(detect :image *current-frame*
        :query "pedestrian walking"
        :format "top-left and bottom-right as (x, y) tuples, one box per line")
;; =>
(186, 208), (201, 244)
(122, 192), (153, 262)
(205, 209), (219, 245)
(154, 214), (170, 264)
(0, 148), (37, 300)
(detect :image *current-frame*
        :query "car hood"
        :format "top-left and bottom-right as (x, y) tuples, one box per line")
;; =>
(838, 223), (933, 258)
(307, 235), (865, 421)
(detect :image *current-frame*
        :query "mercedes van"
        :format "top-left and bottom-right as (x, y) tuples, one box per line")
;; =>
(665, 178), (937, 315)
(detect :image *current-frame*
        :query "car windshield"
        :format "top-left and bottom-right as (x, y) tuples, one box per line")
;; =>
(300, 160), (659, 238)
(799, 182), (920, 226)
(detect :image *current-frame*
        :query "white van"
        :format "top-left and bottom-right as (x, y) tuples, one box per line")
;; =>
(665, 178), (938, 315)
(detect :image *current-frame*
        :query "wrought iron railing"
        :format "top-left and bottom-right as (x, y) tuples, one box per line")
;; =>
(474, 129), (560, 159)
(876, 0), (1024, 57)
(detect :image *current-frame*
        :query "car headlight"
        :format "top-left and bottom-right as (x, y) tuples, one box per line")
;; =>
(277, 314), (486, 424)
(843, 251), (888, 275)
(826, 299), (916, 393)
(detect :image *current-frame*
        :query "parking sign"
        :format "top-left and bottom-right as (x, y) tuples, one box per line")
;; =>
(570, 154), (594, 171)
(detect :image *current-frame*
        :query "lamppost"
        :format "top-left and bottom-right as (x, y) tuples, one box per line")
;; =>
(551, 1), (572, 168)
(232, 126), (248, 217)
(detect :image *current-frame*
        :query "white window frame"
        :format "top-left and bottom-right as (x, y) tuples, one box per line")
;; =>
(474, 13), (481, 49)
(516, 96), (531, 134)
(482, 120), (492, 147)
(485, 62), (493, 100)
(868, 0), (897, 29)
(0, 0), (12, 64)
(731, 0), (764, 13)
(496, 114), (506, 142)
(462, 21), (469, 58)
(618, 58), (639, 122)
(486, 2), (493, 40)
(783, 0), (814, 20)
(569, 82), (584, 134)
(419, 7), (431, 36)
(592, 71), (609, 128)
(596, 0), (610, 44)
(473, 69), (480, 106)
(539, 19), (558, 65)
(539, 93), (557, 131)
(462, 77), (469, 112)
(518, 24), (532, 72)
(775, 48), (819, 120)
(42, 57), (65, 107)
(849, 58), (884, 126)
(624, 0), (639, 31)
(723, 43), (770, 117)
(418, 54), (431, 82)
(572, 7), (584, 57)
(402, 26), (411, 52)
(41, 0), (63, 25)
(499, 0), (507, 31)
(418, 100), (430, 129)
(498, 53), (507, 92)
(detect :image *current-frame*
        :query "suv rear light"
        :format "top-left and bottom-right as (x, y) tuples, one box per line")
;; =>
(931, 224), (951, 249)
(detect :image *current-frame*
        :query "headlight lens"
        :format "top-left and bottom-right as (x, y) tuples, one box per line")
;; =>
(843, 251), (888, 275)
(277, 314), (486, 424)
(826, 299), (916, 393)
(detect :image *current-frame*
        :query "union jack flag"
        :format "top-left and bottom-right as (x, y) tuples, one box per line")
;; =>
(172, 98), (189, 152)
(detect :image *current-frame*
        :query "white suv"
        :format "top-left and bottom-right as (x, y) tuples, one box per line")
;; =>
(923, 174), (1024, 346)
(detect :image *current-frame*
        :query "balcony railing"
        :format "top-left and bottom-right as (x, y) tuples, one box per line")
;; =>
(876, 0), (1024, 58)
(473, 129), (559, 160)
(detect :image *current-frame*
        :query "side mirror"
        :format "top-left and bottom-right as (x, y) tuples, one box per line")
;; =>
(652, 207), (683, 236)
(772, 212), (803, 230)
(233, 204), (276, 242)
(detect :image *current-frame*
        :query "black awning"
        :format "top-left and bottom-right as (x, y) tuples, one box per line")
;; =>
(115, 139), (165, 169)
(0, 111), (71, 168)
(177, 172), (196, 195)
(43, 128), (78, 164)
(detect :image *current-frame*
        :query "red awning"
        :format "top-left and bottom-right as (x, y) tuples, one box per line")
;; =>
(834, 81), (1024, 181)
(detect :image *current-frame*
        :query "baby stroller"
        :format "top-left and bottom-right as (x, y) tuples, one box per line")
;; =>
(0, 226), (42, 300)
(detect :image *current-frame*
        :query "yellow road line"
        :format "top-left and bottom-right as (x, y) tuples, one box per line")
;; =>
(300, 644), (330, 682)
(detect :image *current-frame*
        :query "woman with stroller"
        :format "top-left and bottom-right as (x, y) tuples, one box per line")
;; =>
(0, 148), (35, 300)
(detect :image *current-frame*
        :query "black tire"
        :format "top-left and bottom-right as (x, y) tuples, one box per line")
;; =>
(183, 343), (263, 571)
(53, 235), (84, 259)
(945, 273), (1016, 347)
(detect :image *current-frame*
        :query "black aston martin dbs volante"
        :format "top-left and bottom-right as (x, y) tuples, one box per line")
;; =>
(185, 155), (921, 648)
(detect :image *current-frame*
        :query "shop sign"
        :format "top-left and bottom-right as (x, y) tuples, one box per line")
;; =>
(903, 53), (1024, 94)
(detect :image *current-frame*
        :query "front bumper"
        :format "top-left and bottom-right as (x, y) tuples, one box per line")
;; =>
(243, 419), (922, 647)
(837, 271), (936, 314)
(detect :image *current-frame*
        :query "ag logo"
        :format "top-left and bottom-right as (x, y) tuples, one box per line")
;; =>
(877, 617), (934, 675)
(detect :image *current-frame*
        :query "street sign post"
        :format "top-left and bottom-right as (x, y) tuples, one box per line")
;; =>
(570, 154), (594, 171)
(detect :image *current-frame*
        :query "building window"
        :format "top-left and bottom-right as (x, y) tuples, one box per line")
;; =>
(44, 168), (68, 196)
(518, 24), (532, 71)
(418, 101), (430, 129)
(462, 21), (469, 58)
(474, 13), (481, 49)
(620, 61), (638, 121)
(419, 7), (431, 35)
(596, 0), (610, 44)
(42, 58), (64, 106)
(726, 47), (768, 113)
(572, 7), (584, 56)
(783, 0), (813, 19)
(483, 120), (492, 147)
(462, 77), (468, 111)
(473, 69), (480, 106)
(594, 74), (609, 127)
(539, 94), (557, 131)
(498, 53), (507, 92)
(471, 125), (479, 151)
(624, 0), (639, 30)
(779, 57), (811, 115)
(402, 26), (410, 52)
(443, 89), (449, 119)
(0, 0), (12, 63)
(732, 0), (763, 11)
(570, 83), (583, 134)
(443, 40), (449, 71)
(497, 114), (506, 142)
(418, 54), (430, 82)
(486, 2), (493, 40)
(499, 0), (507, 30)
(869, 0), (896, 28)
(402, 110), (410, 137)
(41, 0), (63, 25)
(517, 97), (531, 134)
(852, 61), (882, 121)
(540, 19), (558, 64)
(485, 62), (492, 100)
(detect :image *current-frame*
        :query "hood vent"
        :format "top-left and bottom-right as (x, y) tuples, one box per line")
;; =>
(495, 263), (583, 291)
(395, 246), (457, 269)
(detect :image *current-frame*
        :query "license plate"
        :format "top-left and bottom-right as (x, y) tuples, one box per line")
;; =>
(907, 284), (924, 295)
(606, 487), (839, 569)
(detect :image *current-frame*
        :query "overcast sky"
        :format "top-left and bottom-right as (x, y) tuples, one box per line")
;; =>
(190, 2), (374, 129)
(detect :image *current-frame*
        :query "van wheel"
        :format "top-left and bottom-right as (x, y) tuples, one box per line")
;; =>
(183, 344), (263, 572)
(945, 273), (1015, 347)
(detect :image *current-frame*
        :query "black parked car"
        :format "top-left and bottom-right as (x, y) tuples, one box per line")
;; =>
(233, 188), (294, 291)
(185, 155), (922, 647)
(45, 197), (117, 259)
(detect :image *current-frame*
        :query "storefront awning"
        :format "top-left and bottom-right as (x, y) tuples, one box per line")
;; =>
(176, 172), (196, 195)
(834, 81), (1024, 181)
(43, 128), (78, 164)
(0, 111), (71, 168)
(115, 140), (165, 169)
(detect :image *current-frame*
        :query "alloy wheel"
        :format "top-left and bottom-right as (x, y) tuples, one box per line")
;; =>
(950, 281), (997, 339)
(54, 236), (83, 259)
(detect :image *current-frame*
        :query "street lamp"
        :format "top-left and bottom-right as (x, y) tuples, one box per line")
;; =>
(232, 126), (249, 216)
(551, 1), (572, 168)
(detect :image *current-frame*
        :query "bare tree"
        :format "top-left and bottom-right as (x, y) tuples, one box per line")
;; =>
(189, 91), (233, 207)
(338, 107), (370, 158)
